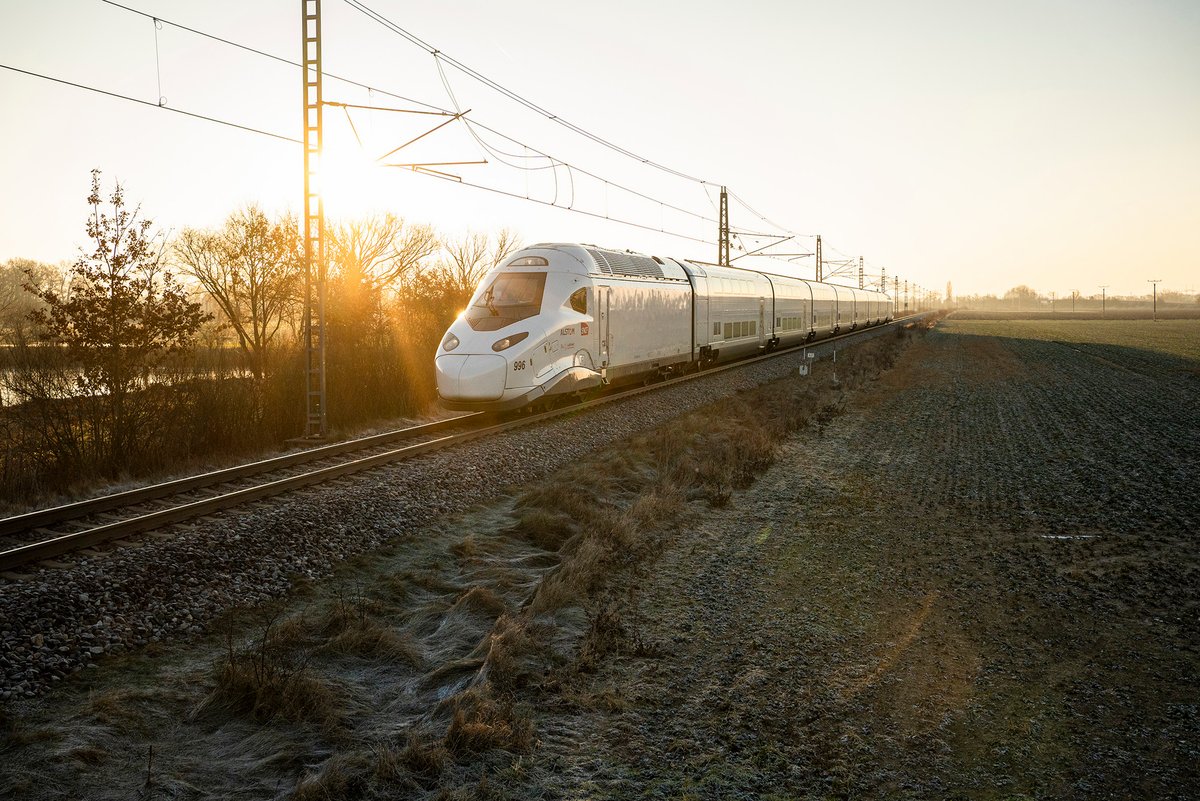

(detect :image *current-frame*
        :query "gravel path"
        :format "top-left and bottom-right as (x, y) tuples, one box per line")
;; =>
(0, 325), (899, 702)
(521, 325), (1200, 799)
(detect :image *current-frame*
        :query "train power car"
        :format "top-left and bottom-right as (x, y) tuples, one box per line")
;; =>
(435, 243), (893, 412)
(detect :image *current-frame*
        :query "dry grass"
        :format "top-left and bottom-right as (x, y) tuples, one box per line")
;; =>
(314, 591), (422, 666)
(321, 622), (421, 666)
(370, 572), (410, 602)
(480, 613), (540, 694)
(444, 690), (534, 756)
(395, 735), (450, 779)
(67, 744), (108, 766)
(405, 570), (466, 595)
(291, 751), (371, 801)
(519, 340), (908, 622)
(450, 535), (481, 560)
(452, 586), (508, 618)
(576, 602), (624, 673)
(191, 616), (344, 732)
(509, 507), (577, 551)
(83, 689), (149, 729)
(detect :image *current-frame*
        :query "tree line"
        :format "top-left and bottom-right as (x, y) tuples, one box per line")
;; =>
(954, 284), (1200, 311)
(0, 171), (516, 506)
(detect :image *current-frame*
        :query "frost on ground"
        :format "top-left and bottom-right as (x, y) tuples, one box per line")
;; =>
(2, 320), (1196, 799)
(516, 324), (1200, 799)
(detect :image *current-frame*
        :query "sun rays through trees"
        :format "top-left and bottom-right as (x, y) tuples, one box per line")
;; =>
(0, 172), (522, 506)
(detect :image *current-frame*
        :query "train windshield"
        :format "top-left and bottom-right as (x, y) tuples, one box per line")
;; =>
(466, 272), (547, 331)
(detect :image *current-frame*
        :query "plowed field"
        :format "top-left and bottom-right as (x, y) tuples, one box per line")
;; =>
(519, 319), (1200, 799)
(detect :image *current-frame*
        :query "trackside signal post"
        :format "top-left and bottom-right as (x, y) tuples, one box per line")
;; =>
(815, 235), (822, 281)
(302, 0), (327, 438)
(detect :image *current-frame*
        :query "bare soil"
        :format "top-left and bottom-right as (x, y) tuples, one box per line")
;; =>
(508, 322), (1200, 798)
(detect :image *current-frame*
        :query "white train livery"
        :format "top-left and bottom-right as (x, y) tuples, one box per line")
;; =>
(435, 243), (893, 412)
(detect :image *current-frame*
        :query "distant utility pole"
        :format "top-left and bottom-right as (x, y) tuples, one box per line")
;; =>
(815, 235), (823, 282)
(1149, 278), (1162, 322)
(858, 256), (864, 289)
(894, 276), (899, 306)
(718, 186), (730, 267)
(1099, 284), (1108, 318)
(1072, 290), (1077, 313)
(301, 0), (327, 439)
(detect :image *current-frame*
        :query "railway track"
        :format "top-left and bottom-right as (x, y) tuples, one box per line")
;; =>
(0, 314), (927, 574)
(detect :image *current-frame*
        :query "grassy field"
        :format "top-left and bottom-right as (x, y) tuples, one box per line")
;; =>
(941, 316), (1200, 363)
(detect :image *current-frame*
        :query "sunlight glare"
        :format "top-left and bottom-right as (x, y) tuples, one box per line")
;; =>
(319, 139), (397, 220)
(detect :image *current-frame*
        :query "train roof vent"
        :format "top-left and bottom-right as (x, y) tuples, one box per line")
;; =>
(586, 248), (664, 279)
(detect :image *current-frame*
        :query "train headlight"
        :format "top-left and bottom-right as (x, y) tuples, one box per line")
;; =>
(491, 332), (528, 352)
(441, 333), (460, 352)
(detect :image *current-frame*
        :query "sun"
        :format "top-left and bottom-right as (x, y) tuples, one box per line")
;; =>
(317, 134), (397, 220)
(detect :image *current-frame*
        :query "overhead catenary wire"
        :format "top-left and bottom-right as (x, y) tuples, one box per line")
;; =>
(0, 61), (717, 247)
(102, 0), (721, 231)
(343, 0), (713, 186)
(83, 1), (892, 274)
(431, 57), (717, 224)
(406, 168), (717, 247)
(729, 190), (815, 239)
(0, 63), (301, 144)
(99, 0), (449, 113)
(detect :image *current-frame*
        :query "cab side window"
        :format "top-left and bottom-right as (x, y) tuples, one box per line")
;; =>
(568, 287), (587, 314)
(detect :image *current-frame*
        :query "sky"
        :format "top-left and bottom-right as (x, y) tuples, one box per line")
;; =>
(1, 0), (1197, 298)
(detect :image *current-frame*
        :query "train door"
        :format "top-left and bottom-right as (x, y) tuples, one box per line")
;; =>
(758, 297), (766, 348)
(598, 286), (611, 371)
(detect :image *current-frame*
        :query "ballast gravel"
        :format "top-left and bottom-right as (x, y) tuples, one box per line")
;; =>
(0, 327), (899, 701)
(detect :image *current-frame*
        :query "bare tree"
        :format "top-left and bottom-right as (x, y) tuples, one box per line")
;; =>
(0, 258), (61, 345)
(175, 206), (303, 379)
(437, 228), (521, 299)
(1003, 284), (1039, 310)
(327, 213), (438, 290)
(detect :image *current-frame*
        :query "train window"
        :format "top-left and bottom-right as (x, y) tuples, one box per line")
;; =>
(568, 287), (587, 314)
(507, 256), (549, 267)
(749, 321), (757, 335)
(775, 317), (781, 328)
(713, 322), (721, 336)
(723, 322), (733, 339)
(465, 272), (547, 331)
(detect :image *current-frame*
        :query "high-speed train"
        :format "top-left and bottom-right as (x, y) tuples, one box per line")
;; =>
(435, 243), (893, 412)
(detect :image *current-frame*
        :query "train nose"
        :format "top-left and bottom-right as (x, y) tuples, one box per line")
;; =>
(436, 354), (507, 401)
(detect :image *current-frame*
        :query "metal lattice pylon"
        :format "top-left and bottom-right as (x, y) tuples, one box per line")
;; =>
(815, 235), (822, 282)
(302, 0), (326, 438)
(718, 186), (730, 267)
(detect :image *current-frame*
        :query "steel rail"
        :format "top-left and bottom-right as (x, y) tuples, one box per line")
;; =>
(0, 314), (927, 573)
(0, 414), (482, 538)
